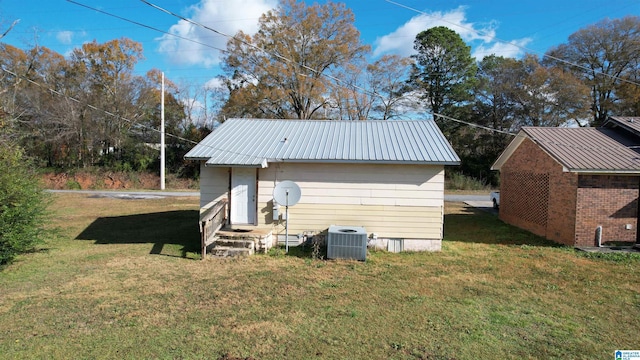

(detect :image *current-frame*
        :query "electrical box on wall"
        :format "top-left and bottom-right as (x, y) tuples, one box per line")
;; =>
(272, 203), (279, 221)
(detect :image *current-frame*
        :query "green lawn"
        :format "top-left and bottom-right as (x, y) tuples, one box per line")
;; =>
(0, 194), (638, 359)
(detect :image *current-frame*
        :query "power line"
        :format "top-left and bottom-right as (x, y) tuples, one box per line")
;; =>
(3, 0), (635, 167)
(69, 0), (614, 147)
(384, 0), (640, 88)
(138, 0), (385, 102)
(0, 66), (265, 163)
(66, 0), (228, 54)
(138, 0), (528, 137)
(5, 64), (640, 167)
(67, 0), (520, 137)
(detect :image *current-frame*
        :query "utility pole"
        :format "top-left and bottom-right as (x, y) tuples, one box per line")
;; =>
(160, 72), (165, 190)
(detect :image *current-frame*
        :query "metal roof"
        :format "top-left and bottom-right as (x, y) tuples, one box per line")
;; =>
(493, 126), (640, 173)
(184, 118), (460, 167)
(603, 116), (640, 137)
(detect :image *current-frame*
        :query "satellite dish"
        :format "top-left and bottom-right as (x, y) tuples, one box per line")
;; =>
(273, 180), (301, 207)
(273, 180), (301, 253)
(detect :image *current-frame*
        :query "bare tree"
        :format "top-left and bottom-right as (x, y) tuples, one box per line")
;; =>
(545, 16), (640, 125)
(221, 0), (369, 120)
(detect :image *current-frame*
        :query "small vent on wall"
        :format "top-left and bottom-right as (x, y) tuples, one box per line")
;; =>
(327, 225), (367, 261)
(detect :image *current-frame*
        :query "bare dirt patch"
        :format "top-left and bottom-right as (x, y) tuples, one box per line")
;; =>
(41, 170), (196, 190)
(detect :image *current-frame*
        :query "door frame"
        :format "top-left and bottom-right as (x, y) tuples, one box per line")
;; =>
(229, 167), (258, 225)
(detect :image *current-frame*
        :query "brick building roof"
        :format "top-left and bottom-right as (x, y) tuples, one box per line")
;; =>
(603, 116), (640, 137)
(492, 126), (640, 174)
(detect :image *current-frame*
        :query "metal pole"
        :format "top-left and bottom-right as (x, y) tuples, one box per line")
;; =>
(285, 190), (289, 253)
(160, 72), (165, 190)
(285, 205), (289, 253)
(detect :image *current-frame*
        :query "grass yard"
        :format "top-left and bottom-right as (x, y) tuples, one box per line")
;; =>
(1, 194), (639, 359)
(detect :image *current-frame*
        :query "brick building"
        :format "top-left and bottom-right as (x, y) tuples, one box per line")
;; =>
(491, 117), (640, 247)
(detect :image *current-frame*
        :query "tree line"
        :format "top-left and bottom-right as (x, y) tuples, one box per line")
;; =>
(0, 38), (205, 177)
(216, 1), (640, 184)
(1, 0), (639, 184)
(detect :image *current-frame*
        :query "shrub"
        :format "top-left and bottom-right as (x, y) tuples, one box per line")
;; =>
(0, 143), (50, 266)
(65, 179), (82, 190)
(445, 171), (490, 191)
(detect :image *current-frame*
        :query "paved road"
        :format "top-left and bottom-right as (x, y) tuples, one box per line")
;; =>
(47, 189), (199, 199)
(49, 189), (490, 203)
(444, 194), (489, 202)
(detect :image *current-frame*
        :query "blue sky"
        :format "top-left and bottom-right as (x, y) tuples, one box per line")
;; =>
(1, 0), (639, 89)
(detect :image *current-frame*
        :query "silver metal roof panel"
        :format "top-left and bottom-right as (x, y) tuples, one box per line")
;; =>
(184, 118), (460, 167)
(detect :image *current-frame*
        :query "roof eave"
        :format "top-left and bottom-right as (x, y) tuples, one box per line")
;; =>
(491, 131), (526, 171)
(267, 159), (460, 165)
(184, 156), (209, 161)
(567, 169), (640, 175)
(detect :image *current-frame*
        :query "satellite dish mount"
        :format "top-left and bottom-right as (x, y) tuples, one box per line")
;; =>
(273, 180), (301, 253)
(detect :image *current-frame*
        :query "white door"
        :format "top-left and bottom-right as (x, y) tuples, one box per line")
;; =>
(230, 168), (256, 224)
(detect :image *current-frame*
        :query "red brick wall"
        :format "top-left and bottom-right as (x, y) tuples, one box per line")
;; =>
(499, 138), (578, 246)
(575, 175), (638, 246)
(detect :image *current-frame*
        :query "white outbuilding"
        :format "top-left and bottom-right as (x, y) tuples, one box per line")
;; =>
(185, 118), (460, 255)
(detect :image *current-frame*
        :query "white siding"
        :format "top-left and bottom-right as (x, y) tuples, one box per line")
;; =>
(200, 164), (229, 209)
(256, 163), (444, 241)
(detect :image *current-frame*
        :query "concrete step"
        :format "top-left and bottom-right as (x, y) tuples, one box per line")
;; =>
(210, 246), (254, 258)
(215, 238), (255, 249)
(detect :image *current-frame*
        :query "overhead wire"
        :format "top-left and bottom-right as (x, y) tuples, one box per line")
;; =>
(0, 66), (269, 162)
(4, 63), (640, 162)
(68, 0), (634, 153)
(60, 0), (640, 157)
(138, 0), (386, 100)
(66, 0), (228, 54)
(137, 0), (520, 135)
(63, 0), (519, 135)
(384, 0), (640, 88)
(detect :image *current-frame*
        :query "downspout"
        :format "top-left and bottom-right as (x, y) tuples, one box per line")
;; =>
(596, 225), (603, 247)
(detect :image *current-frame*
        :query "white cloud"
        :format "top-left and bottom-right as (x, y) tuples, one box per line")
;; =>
(182, 97), (204, 111)
(56, 30), (74, 45)
(372, 6), (530, 60)
(158, 0), (277, 66)
(204, 77), (224, 89)
(472, 38), (532, 59)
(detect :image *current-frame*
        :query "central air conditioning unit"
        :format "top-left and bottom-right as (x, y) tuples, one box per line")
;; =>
(327, 225), (367, 261)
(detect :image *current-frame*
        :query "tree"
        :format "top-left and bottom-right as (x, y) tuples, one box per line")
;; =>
(512, 55), (591, 128)
(368, 54), (414, 120)
(328, 58), (374, 120)
(0, 142), (49, 266)
(68, 38), (145, 165)
(0, 38), (195, 172)
(0, 21), (50, 266)
(409, 26), (477, 123)
(615, 55), (640, 116)
(221, 0), (369, 119)
(456, 54), (590, 184)
(545, 16), (640, 125)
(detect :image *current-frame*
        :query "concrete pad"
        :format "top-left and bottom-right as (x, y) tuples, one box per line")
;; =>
(576, 246), (640, 253)
(465, 201), (493, 208)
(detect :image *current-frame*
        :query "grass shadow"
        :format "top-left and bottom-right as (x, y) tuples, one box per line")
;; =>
(75, 210), (200, 258)
(286, 244), (318, 259)
(444, 205), (563, 247)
